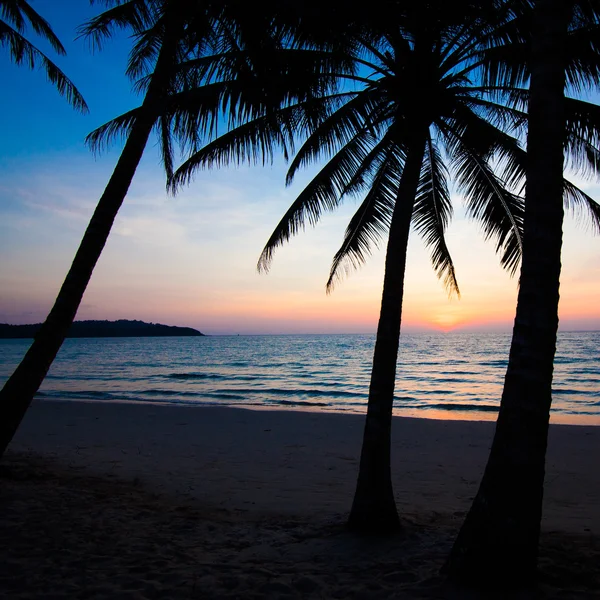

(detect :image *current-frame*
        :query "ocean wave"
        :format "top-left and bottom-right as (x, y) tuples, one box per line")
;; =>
(301, 379), (347, 387)
(45, 373), (138, 381)
(555, 356), (591, 364)
(201, 392), (247, 401)
(14, 331), (598, 423)
(552, 388), (600, 396)
(166, 372), (226, 380)
(214, 386), (364, 400)
(165, 372), (263, 382)
(428, 403), (499, 412)
(394, 395), (417, 402)
(426, 377), (473, 384)
(561, 376), (600, 384)
(36, 390), (123, 401)
(402, 388), (458, 395)
(139, 389), (201, 397)
(267, 399), (330, 407)
(442, 360), (470, 365)
(480, 360), (508, 367)
(440, 370), (479, 376)
(258, 361), (301, 369)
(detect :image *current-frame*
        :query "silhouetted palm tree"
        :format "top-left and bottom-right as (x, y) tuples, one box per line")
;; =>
(173, 0), (532, 533)
(445, 0), (600, 588)
(174, 0), (600, 535)
(0, 0), (86, 110)
(268, 2), (541, 534)
(0, 0), (190, 457)
(0, 0), (341, 456)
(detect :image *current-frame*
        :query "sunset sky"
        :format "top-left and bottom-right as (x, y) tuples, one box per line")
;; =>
(1, 1), (599, 335)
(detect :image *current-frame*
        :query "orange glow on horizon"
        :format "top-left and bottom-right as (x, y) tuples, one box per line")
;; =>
(428, 312), (464, 332)
(78, 251), (598, 334)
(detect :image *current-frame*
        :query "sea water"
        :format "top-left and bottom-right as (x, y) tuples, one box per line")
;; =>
(0, 332), (598, 424)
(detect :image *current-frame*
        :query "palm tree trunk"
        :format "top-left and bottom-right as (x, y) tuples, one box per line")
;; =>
(348, 130), (427, 534)
(444, 0), (569, 587)
(0, 16), (183, 459)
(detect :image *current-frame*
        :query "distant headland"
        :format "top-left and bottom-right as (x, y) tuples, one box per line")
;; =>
(0, 320), (204, 339)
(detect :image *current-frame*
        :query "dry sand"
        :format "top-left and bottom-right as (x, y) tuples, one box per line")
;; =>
(1, 399), (599, 598)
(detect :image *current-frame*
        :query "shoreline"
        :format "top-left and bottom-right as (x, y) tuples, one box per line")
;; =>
(3, 399), (599, 598)
(32, 395), (600, 426)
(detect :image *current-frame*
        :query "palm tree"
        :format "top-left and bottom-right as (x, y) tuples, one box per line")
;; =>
(267, 2), (547, 534)
(0, 0), (87, 110)
(0, 0), (189, 457)
(0, 0), (359, 458)
(172, 0), (532, 533)
(173, 0), (600, 535)
(0, 0), (318, 456)
(445, 0), (600, 587)
(258, 0), (600, 536)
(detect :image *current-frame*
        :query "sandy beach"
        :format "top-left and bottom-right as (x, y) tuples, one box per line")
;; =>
(2, 399), (599, 598)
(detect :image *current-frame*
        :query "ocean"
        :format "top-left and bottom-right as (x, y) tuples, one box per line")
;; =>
(0, 332), (598, 424)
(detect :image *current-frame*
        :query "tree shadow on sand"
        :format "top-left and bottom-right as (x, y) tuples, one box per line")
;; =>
(1, 453), (598, 599)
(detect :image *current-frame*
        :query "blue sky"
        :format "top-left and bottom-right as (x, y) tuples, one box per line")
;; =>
(1, 0), (599, 334)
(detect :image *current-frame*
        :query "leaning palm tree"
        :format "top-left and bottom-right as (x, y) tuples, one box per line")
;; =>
(445, 0), (600, 587)
(0, 0), (344, 456)
(0, 0), (87, 110)
(0, 0), (192, 457)
(172, 0), (532, 532)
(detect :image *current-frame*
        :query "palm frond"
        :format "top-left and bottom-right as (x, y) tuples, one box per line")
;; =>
(479, 38), (530, 89)
(564, 22), (600, 93)
(125, 12), (166, 80)
(158, 112), (174, 181)
(480, 14), (600, 94)
(563, 178), (600, 234)
(441, 117), (524, 275)
(454, 103), (600, 236)
(325, 147), (403, 291)
(564, 96), (600, 180)
(462, 95), (527, 136)
(258, 130), (383, 273)
(339, 132), (398, 198)
(170, 108), (295, 189)
(0, 0), (26, 32)
(438, 0), (527, 77)
(2, 0), (65, 53)
(78, 0), (157, 51)
(413, 137), (459, 296)
(0, 20), (88, 111)
(85, 106), (142, 152)
(285, 90), (385, 185)
(169, 89), (353, 189)
(444, 101), (527, 190)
